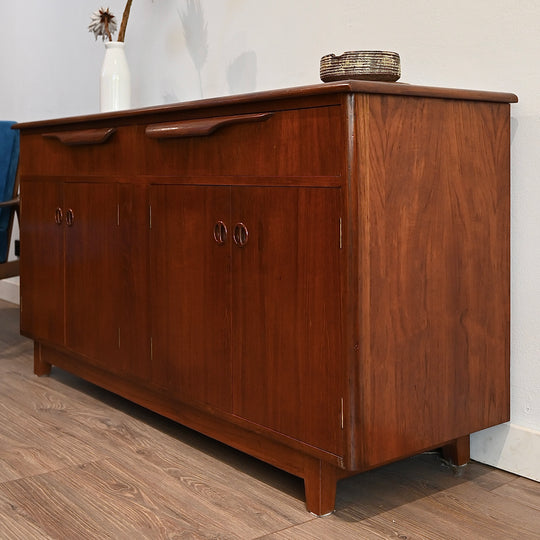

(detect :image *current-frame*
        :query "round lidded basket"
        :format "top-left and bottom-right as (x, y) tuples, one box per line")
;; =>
(320, 50), (401, 83)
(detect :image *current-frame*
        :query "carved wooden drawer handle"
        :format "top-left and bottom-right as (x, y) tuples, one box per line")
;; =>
(145, 112), (274, 139)
(42, 128), (116, 146)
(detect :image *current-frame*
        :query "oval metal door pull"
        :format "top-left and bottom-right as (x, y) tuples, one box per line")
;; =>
(233, 222), (249, 247)
(54, 207), (63, 225)
(213, 221), (228, 245)
(66, 209), (74, 227)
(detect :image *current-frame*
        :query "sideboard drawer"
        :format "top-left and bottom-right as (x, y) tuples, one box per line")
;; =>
(19, 125), (137, 177)
(139, 106), (344, 178)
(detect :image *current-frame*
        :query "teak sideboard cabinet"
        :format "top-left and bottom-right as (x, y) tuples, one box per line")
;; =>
(15, 81), (517, 515)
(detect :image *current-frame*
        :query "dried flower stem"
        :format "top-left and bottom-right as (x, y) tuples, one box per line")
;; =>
(104, 21), (113, 42)
(118, 0), (133, 42)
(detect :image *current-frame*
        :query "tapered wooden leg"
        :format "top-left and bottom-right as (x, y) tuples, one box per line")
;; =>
(33, 341), (52, 376)
(441, 435), (470, 466)
(303, 458), (338, 516)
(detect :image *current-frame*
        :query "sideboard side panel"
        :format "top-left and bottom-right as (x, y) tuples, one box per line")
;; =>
(356, 95), (511, 468)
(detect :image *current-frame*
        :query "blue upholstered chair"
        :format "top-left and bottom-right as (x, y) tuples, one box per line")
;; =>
(0, 121), (20, 279)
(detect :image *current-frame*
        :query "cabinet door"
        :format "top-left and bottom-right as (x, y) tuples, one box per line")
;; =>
(20, 180), (64, 344)
(150, 185), (232, 411)
(116, 183), (151, 382)
(64, 182), (120, 366)
(232, 187), (343, 456)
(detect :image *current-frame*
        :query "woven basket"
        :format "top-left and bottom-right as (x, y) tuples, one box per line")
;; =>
(320, 51), (401, 83)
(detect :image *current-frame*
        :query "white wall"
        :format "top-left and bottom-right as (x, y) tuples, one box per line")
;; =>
(1, 0), (538, 481)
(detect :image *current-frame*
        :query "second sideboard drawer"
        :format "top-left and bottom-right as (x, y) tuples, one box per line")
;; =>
(138, 105), (344, 178)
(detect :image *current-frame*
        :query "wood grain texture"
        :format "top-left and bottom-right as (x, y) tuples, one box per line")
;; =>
(351, 95), (510, 470)
(19, 126), (137, 177)
(63, 182), (120, 365)
(20, 180), (64, 344)
(0, 301), (537, 539)
(117, 183), (151, 383)
(139, 106), (343, 178)
(492, 476), (540, 512)
(150, 184), (232, 410)
(231, 186), (343, 456)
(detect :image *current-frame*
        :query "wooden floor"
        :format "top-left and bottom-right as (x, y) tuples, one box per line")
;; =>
(0, 300), (538, 539)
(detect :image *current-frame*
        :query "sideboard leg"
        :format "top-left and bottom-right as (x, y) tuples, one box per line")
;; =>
(303, 458), (338, 516)
(441, 434), (470, 466)
(33, 342), (51, 376)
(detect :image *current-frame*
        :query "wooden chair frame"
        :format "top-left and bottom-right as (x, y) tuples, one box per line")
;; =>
(0, 168), (20, 279)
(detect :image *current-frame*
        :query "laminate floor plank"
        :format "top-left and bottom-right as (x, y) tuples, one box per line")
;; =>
(434, 481), (540, 537)
(491, 476), (540, 511)
(0, 299), (539, 539)
(0, 302), (22, 349)
(1, 351), (310, 529)
(0, 458), (248, 539)
(0, 509), (52, 540)
(0, 392), (105, 482)
(265, 470), (539, 540)
(332, 456), (540, 539)
(334, 454), (510, 514)
(0, 448), (309, 538)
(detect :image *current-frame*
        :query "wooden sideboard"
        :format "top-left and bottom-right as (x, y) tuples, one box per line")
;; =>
(15, 81), (517, 515)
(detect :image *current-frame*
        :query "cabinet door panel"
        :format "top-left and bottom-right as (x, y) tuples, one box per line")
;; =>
(117, 183), (151, 382)
(150, 185), (232, 411)
(232, 187), (343, 455)
(20, 180), (64, 344)
(64, 183), (120, 365)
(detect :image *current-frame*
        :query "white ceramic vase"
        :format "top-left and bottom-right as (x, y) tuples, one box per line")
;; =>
(100, 41), (131, 112)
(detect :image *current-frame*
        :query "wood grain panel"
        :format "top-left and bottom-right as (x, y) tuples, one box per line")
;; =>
(150, 185), (232, 410)
(19, 180), (64, 344)
(232, 187), (344, 456)
(117, 183), (151, 383)
(19, 126), (137, 176)
(64, 182), (120, 366)
(355, 95), (510, 468)
(140, 106), (343, 178)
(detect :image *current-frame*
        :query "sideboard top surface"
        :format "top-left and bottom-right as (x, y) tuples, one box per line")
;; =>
(14, 80), (518, 132)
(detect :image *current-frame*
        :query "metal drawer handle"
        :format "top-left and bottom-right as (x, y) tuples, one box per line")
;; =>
(213, 221), (228, 245)
(54, 207), (63, 225)
(233, 223), (249, 247)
